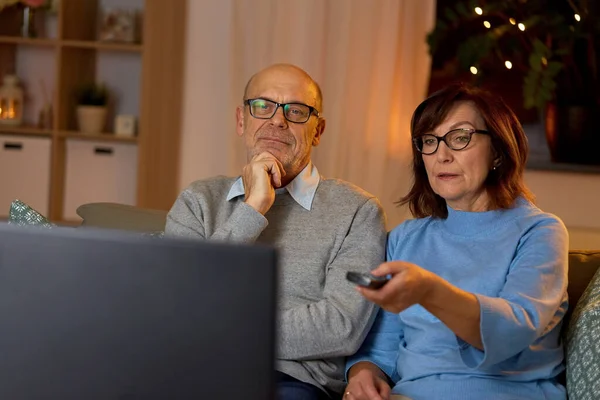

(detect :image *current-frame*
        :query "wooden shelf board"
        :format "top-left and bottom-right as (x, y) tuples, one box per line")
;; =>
(0, 36), (58, 46)
(61, 40), (143, 52)
(59, 131), (138, 143)
(0, 125), (53, 137)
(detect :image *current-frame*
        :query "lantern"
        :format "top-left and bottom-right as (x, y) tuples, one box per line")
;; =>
(0, 75), (24, 126)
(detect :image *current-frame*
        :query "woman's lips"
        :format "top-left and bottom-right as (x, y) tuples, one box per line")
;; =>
(437, 173), (459, 181)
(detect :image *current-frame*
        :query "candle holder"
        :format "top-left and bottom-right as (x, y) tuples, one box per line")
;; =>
(0, 75), (24, 126)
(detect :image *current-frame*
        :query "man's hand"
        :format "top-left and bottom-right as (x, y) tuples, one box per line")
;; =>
(242, 152), (286, 215)
(345, 362), (391, 400)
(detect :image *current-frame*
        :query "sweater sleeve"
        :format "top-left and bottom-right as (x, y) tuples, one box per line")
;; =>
(344, 226), (405, 380)
(345, 308), (403, 382)
(276, 197), (387, 360)
(458, 216), (569, 369)
(165, 188), (268, 243)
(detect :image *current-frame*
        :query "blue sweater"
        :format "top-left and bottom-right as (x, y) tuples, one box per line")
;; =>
(347, 198), (569, 400)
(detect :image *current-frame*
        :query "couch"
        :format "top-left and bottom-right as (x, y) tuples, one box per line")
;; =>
(72, 203), (600, 398)
(75, 203), (600, 311)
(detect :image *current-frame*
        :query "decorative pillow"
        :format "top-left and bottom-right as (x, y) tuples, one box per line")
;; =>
(8, 199), (55, 228)
(565, 266), (600, 399)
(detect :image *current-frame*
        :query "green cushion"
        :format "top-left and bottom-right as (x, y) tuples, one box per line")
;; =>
(565, 265), (600, 398)
(8, 200), (55, 228)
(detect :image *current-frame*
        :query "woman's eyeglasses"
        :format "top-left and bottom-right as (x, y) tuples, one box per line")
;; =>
(413, 128), (489, 155)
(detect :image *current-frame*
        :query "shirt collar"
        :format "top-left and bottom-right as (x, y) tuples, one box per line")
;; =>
(226, 162), (320, 210)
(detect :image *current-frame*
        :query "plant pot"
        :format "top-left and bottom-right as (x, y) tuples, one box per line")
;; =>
(544, 102), (600, 165)
(77, 106), (107, 134)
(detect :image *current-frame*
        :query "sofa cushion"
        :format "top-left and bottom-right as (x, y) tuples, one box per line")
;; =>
(565, 259), (600, 399)
(8, 199), (55, 228)
(568, 251), (600, 317)
(76, 202), (167, 233)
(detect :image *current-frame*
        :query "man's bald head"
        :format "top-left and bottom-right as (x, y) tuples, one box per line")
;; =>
(235, 63), (327, 181)
(243, 63), (323, 112)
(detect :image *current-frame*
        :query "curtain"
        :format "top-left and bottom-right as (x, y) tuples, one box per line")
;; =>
(180, 0), (436, 228)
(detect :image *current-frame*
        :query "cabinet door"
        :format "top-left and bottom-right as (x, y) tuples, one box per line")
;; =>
(63, 140), (138, 221)
(0, 135), (51, 218)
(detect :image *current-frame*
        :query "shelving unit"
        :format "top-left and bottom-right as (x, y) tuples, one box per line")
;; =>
(0, 0), (186, 223)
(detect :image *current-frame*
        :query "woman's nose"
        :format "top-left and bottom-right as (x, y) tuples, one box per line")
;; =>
(435, 140), (453, 162)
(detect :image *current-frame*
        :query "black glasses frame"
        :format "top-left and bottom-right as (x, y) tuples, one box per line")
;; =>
(413, 128), (489, 155)
(244, 98), (320, 124)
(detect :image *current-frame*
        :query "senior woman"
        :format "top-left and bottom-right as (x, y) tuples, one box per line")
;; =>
(344, 83), (568, 400)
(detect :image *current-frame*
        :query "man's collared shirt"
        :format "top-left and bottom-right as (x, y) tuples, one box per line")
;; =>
(226, 162), (320, 211)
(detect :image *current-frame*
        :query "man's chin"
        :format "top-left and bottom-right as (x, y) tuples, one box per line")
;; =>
(251, 148), (281, 161)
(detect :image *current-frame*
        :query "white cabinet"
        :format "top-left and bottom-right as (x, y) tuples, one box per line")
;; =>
(0, 135), (51, 217)
(63, 140), (138, 220)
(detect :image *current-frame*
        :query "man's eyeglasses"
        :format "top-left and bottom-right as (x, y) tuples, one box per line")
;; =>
(245, 98), (320, 124)
(413, 128), (489, 155)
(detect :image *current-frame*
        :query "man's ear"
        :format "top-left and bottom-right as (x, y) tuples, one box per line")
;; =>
(312, 118), (326, 146)
(236, 106), (244, 137)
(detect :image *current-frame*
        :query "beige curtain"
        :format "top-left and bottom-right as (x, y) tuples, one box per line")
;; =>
(180, 0), (436, 228)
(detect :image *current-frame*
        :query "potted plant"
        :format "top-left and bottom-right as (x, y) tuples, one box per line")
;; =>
(75, 82), (109, 134)
(427, 0), (600, 164)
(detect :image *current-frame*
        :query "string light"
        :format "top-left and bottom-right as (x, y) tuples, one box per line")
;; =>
(509, 18), (516, 25)
(483, 21), (491, 28)
(470, 66), (478, 75)
(518, 23), (526, 31)
(574, 14), (581, 21)
(541, 57), (548, 66)
(474, 7), (483, 15)
(505, 61), (513, 69)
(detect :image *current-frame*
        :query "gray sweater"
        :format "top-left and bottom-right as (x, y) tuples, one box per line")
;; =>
(165, 175), (387, 394)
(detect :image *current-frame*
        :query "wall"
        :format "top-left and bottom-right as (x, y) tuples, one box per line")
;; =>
(178, 0), (237, 188)
(525, 171), (600, 249)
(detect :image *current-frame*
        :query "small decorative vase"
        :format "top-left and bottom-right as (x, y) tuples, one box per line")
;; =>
(21, 6), (37, 38)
